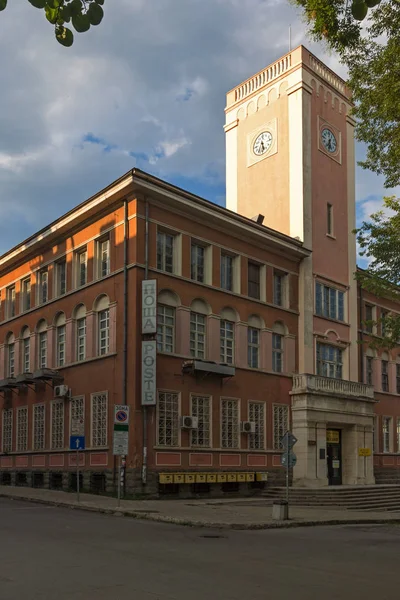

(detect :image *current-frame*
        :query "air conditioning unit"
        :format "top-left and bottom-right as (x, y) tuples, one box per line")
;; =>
(241, 421), (256, 434)
(54, 385), (70, 399)
(180, 416), (199, 429)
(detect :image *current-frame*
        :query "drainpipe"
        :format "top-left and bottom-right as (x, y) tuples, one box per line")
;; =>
(359, 283), (364, 383)
(142, 200), (149, 485)
(123, 199), (128, 406)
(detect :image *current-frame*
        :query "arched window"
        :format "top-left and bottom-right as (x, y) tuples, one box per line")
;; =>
(190, 299), (210, 360)
(37, 319), (47, 369)
(93, 295), (110, 356)
(220, 307), (238, 365)
(5, 333), (15, 378)
(73, 304), (87, 362)
(272, 322), (286, 374)
(381, 351), (389, 392)
(157, 290), (180, 354)
(247, 315), (264, 369)
(54, 313), (66, 367)
(21, 326), (31, 373)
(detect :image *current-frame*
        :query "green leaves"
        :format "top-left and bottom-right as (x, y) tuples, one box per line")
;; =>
(352, 0), (368, 21)
(1, 0), (106, 46)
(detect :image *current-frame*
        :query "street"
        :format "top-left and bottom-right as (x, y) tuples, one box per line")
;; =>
(1, 498), (399, 600)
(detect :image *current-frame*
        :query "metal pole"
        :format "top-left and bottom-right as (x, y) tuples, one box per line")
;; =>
(117, 455), (121, 507)
(76, 450), (80, 503)
(286, 443), (290, 517)
(142, 199), (150, 486)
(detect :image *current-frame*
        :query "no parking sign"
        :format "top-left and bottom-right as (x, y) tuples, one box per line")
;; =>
(114, 405), (130, 425)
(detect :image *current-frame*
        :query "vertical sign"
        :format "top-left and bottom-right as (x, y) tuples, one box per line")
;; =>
(142, 280), (157, 334)
(142, 341), (156, 406)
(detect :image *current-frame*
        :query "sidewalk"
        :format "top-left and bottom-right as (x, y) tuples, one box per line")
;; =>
(1, 485), (400, 529)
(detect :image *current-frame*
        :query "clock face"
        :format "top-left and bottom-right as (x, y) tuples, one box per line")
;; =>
(253, 131), (273, 156)
(321, 128), (337, 154)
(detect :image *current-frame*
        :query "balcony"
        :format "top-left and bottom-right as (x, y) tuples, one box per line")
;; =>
(291, 374), (375, 401)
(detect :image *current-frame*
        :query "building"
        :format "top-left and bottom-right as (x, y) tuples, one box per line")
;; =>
(0, 46), (399, 496)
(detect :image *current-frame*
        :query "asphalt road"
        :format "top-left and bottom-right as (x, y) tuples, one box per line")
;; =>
(1, 498), (400, 600)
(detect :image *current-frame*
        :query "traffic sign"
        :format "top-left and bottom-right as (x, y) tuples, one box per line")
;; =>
(71, 417), (84, 437)
(113, 430), (128, 456)
(281, 452), (297, 468)
(281, 432), (298, 451)
(114, 405), (130, 425)
(70, 435), (85, 451)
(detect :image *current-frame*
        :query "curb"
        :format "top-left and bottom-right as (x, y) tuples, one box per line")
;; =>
(2, 492), (400, 530)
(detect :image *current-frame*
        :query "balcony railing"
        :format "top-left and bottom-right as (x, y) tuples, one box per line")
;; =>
(292, 374), (375, 400)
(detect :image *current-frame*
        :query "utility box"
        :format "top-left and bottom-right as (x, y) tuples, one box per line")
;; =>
(272, 500), (289, 521)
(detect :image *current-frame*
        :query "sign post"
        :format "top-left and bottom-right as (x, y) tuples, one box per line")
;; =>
(113, 405), (130, 507)
(280, 431), (297, 516)
(70, 418), (85, 504)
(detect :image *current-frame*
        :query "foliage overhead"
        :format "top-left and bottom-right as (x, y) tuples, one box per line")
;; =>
(0, 0), (105, 46)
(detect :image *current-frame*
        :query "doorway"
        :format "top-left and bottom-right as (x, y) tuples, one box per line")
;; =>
(327, 429), (342, 485)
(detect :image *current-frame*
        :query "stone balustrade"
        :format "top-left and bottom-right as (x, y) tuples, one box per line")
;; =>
(292, 373), (375, 400)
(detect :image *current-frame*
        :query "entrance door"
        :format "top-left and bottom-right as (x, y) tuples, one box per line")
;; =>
(326, 429), (342, 485)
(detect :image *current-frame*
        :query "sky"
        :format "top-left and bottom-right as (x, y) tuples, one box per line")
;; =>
(0, 0), (396, 259)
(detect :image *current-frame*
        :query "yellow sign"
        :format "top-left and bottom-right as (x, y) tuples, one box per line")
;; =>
(358, 448), (372, 457)
(327, 430), (340, 444)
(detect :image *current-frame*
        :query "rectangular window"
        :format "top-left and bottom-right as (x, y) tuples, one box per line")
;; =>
(70, 396), (84, 436)
(33, 404), (45, 450)
(2, 409), (13, 453)
(98, 309), (110, 356)
(91, 392), (108, 447)
(57, 325), (66, 367)
(247, 327), (259, 369)
(191, 243), (205, 283)
(7, 343), (15, 378)
(382, 416), (392, 453)
(157, 391), (179, 446)
(77, 249), (87, 287)
(6, 286), (16, 318)
(221, 398), (239, 449)
(316, 342), (343, 379)
(365, 305), (373, 333)
(220, 253), (233, 291)
(51, 400), (64, 450)
(327, 203), (333, 235)
(191, 395), (211, 448)
(366, 356), (374, 386)
(157, 305), (175, 353)
(157, 231), (174, 273)
(38, 269), (48, 304)
(272, 333), (283, 373)
(315, 282), (345, 321)
(97, 238), (110, 278)
(382, 360), (389, 392)
(55, 259), (66, 296)
(190, 312), (206, 359)
(249, 402), (265, 450)
(220, 320), (234, 364)
(16, 407), (28, 452)
(77, 317), (86, 362)
(381, 310), (388, 337)
(23, 338), (30, 373)
(397, 364), (400, 394)
(273, 404), (289, 450)
(273, 272), (286, 307)
(248, 262), (260, 299)
(39, 332), (47, 369)
(22, 278), (31, 311)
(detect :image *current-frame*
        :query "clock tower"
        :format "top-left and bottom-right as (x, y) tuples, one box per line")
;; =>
(225, 46), (375, 487)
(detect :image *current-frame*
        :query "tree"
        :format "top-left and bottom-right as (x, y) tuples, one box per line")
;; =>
(0, 0), (105, 47)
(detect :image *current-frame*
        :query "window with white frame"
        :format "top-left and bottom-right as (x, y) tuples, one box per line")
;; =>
(38, 269), (48, 305)
(70, 396), (84, 435)
(273, 272), (287, 307)
(157, 231), (174, 273)
(51, 400), (64, 450)
(157, 305), (175, 353)
(39, 331), (47, 369)
(191, 395), (211, 447)
(77, 317), (86, 361)
(97, 237), (110, 278)
(98, 309), (110, 355)
(220, 320), (234, 364)
(220, 253), (233, 291)
(249, 402), (265, 450)
(248, 327), (259, 368)
(316, 342), (343, 379)
(190, 312), (206, 359)
(366, 355), (374, 386)
(22, 277), (31, 311)
(6, 285), (16, 319)
(6, 338), (15, 378)
(382, 416), (392, 453)
(157, 391), (179, 446)
(55, 259), (66, 296)
(16, 407), (28, 452)
(315, 282), (345, 321)
(381, 357), (389, 392)
(2, 408), (12, 453)
(221, 398), (239, 449)
(273, 404), (289, 450)
(23, 337), (30, 373)
(76, 248), (87, 287)
(191, 243), (205, 283)
(272, 333), (283, 373)
(56, 324), (66, 367)
(91, 392), (108, 447)
(33, 404), (45, 450)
